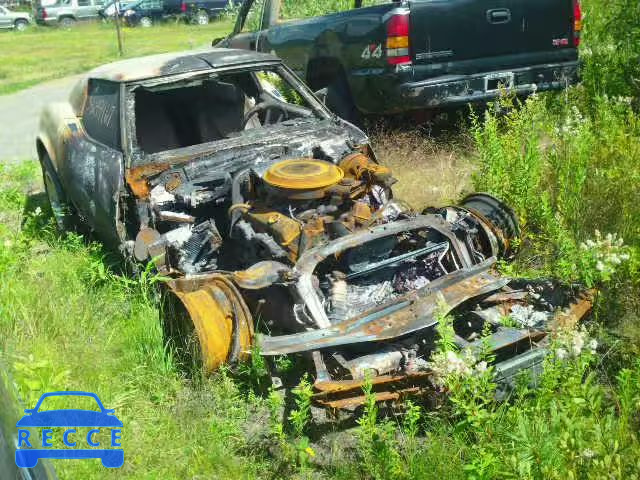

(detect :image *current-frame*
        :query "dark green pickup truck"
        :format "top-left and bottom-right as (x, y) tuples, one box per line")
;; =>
(218, 0), (581, 121)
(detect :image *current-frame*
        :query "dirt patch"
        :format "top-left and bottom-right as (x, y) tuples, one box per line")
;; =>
(369, 127), (475, 210)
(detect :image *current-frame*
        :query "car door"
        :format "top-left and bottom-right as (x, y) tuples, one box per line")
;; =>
(91, 0), (106, 17)
(63, 79), (125, 247)
(224, 0), (271, 51)
(0, 7), (11, 28)
(75, 0), (96, 19)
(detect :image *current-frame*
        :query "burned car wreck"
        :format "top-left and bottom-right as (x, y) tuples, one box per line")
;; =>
(36, 48), (592, 409)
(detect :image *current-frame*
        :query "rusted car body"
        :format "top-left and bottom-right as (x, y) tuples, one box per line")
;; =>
(36, 48), (591, 408)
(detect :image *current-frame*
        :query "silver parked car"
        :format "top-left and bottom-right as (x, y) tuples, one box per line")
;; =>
(0, 5), (31, 30)
(35, 0), (104, 27)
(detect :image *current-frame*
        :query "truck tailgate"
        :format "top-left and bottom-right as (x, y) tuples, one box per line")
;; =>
(408, 0), (576, 70)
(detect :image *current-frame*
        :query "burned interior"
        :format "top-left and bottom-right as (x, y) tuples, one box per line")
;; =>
(132, 68), (316, 155)
(115, 58), (592, 409)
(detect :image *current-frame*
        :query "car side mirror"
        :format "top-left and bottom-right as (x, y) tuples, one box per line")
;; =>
(314, 87), (328, 105)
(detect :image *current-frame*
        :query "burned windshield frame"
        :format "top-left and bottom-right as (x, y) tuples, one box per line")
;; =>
(124, 63), (331, 165)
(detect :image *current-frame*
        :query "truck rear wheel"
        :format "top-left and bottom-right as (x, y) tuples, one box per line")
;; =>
(59, 16), (75, 28)
(162, 274), (253, 373)
(325, 75), (362, 126)
(14, 19), (28, 31)
(194, 10), (209, 25)
(139, 16), (153, 27)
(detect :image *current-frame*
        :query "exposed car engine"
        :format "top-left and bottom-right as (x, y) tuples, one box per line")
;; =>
(229, 153), (396, 264)
(128, 151), (588, 409)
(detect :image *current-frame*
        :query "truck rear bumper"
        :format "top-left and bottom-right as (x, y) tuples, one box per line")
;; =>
(35, 18), (58, 25)
(352, 60), (579, 114)
(399, 60), (579, 110)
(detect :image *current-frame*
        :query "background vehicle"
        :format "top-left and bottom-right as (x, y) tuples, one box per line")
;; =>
(121, 0), (236, 27)
(98, 0), (135, 18)
(0, 4), (31, 30)
(121, 0), (181, 27)
(35, 0), (105, 27)
(185, 0), (237, 25)
(220, 0), (581, 122)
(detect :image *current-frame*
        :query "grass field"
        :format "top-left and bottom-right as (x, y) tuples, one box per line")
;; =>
(0, 20), (232, 95)
(1, 0), (640, 478)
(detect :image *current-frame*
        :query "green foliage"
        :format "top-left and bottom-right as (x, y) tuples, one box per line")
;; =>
(289, 374), (313, 437)
(356, 375), (405, 480)
(0, 21), (232, 95)
(280, 0), (385, 20)
(3, 2), (640, 477)
(472, 94), (638, 287)
(435, 301), (457, 352)
(0, 163), (273, 479)
(580, 0), (640, 102)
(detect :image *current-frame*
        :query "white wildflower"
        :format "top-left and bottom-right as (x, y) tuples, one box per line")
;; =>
(428, 349), (474, 387)
(571, 331), (586, 356)
(582, 448), (596, 459)
(588, 339), (598, 354)
(475, 361), (488, 373)
(556, 348), (568, 360)
(581, 230), (630, 281)
(34, 206), (42, 216)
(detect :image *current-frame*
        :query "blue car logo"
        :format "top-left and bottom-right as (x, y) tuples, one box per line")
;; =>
(15, 391), (123, 468)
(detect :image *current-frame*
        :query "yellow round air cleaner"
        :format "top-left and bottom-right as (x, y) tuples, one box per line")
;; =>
(263, 158), (344, 190)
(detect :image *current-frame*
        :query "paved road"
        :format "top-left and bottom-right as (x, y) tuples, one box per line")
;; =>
(0, 76), (80, 163)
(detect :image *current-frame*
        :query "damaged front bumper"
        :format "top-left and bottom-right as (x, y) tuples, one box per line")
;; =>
(164, 201), (593, 409)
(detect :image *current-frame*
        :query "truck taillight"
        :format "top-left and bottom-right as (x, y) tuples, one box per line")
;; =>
(180, 1), (186, 13)
(386, 12), (411, 66)
(42, 8), (47, 18)
(573, 0), (582, 46)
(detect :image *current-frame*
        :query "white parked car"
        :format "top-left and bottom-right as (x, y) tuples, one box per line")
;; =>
(0, 5), (31, 30)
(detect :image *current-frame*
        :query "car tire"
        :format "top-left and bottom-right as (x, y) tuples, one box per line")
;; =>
(139, 16), (152, 27)
(40, 154), (77, 232)
(14, 19), (28, 31)
(59, 16), (76, 28)
(325, 74), (362, 126)
(194, 10), (208, 25)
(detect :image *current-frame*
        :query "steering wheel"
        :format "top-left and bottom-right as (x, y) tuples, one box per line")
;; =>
(243, 101), (289, 128)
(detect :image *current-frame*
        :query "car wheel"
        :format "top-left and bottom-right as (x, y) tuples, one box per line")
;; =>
(59, 16), (76, 28)
(194, 10), (208, 25)
(139, 16), (152, 27)
(40, 154), (77, 232)
(14, 19), (28, 31)
(325, 74), (362, 126)
(161, 275), (253, 374)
